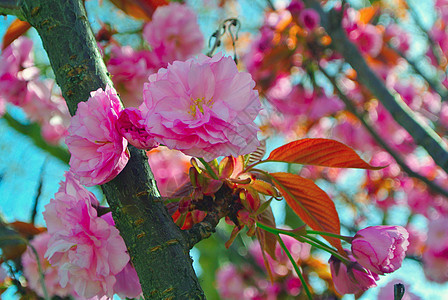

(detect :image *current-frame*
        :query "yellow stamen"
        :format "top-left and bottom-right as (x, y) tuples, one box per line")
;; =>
(188, 97), (214, 118)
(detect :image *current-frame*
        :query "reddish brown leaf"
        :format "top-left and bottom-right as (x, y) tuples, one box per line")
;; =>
(2, 19), (31, 50)
(9, 221), (46, 237)
(270, 172), (343, 252)
(108, 0), (168, 21)
(267, 138), (382, 170)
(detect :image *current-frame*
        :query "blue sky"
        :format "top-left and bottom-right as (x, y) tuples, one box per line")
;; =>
(1, 0), (448, 299)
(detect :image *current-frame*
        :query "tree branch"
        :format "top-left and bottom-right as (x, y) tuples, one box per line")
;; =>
(17, 0), (205, 298)
(320, 66), (448, 199)
(183, 184), (235, 249)
(0, 0), (24, 19)
(303, 0), (448, 174)
(390, 44), (448, 101)
(1, 113), (70, 164)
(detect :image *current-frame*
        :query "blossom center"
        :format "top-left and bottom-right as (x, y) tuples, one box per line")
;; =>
(189, 97), (213, 118)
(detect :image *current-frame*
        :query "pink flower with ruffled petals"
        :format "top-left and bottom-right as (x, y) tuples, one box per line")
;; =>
(100, 212), (142, 298)
(22, 233), (73, 298)
(66, 86), (129, 186)
(143, 3), (204, 67)
(43, 172), (130, 298)
(117, 108), (159, 150)
(351, 225), (409, 275)
(141, 53), (261, 160)
(113, 263), (143, 299)
(329, 250), (379, 295)
(107, 45), (157, 107)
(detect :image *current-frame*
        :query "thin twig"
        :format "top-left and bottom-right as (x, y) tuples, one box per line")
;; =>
(390, 43), (448, 101)
(406, 0), (444, 68)
(303, 0), (448, 174)
(30, 159), (47, 224)
(319, 65), (448, 199)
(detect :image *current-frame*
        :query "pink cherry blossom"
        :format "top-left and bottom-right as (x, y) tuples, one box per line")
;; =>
(100, 212), (142, 298)
(141, 53), (261, 160)
(299, 8), (320, 31)
(142, 3), (204, 67)
(0, 36), (39, 107)
(113, 263), (143, 299)
(43, 172), (130, 298)
(329, 250), (379, 295)
(386, 24), (410, 54)
(66, 85), (129, 186)
(22, 232), (73, 298)
(116, 108), (159, 150)
(332, 118), (376, 153)
(348, 24), (383, 57)
(351, 225), (409, 275)
(405, 226), (427, 256)
(249, 234), (310, 278)
(107, 45), (157, 107)
(422, 248), (448, 283)
(426, 216), (448, 253)
(216, 264), (246, 299)
(146, 147), (191, 197)
(22, 79), (70, 144)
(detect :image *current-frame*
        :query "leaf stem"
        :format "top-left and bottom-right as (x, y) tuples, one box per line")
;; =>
(301, 235), (351, 265)
(256, 221), (305, 237)
(277, 235), (313, 300)
(0, 235), (49, 300)
(306, 230), (353, 243)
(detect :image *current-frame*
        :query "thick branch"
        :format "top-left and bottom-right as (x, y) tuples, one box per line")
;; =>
(0, 0), (24, 18)
(303, 0), (448, 174)
(19, 0), (204, 298)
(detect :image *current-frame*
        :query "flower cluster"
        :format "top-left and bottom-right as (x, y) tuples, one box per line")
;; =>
(0, 37), (70, 144)
(66, 86), (129, 186)
(140, 53), (261, 160)
(42, 172), (141, 298)
(22, 233), (73, 298)
(142, 2), (204, 67)
(106, 2), (204, 106)
(68, 52), (261, 186)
